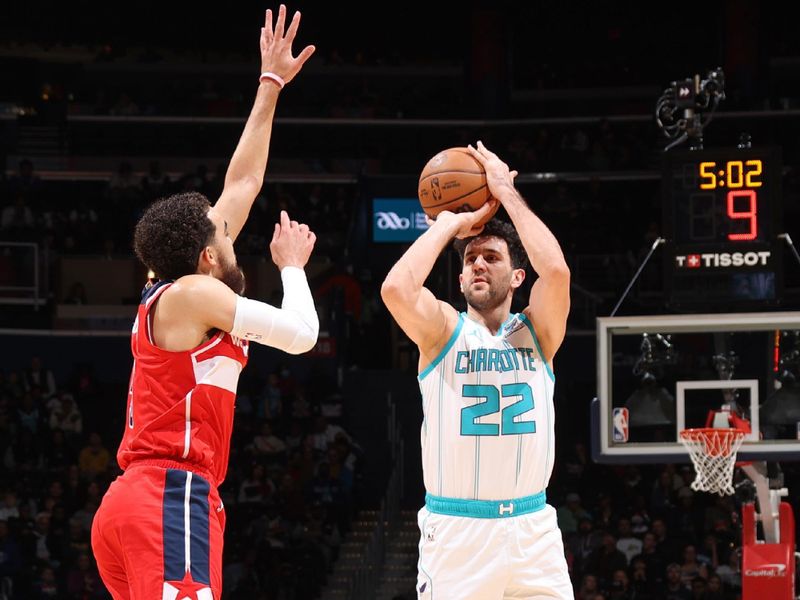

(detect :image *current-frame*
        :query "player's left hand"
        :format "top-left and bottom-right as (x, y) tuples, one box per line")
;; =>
(260, 4), (316, 85)
(467, 141), (519, 203)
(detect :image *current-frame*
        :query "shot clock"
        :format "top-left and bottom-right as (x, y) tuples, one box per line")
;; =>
(662, 147), (783, 309)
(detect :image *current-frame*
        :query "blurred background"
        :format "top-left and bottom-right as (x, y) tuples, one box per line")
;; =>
(1, 1), (800, 598)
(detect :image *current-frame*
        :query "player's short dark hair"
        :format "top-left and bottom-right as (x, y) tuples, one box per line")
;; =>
(452, 218), (528, 270)
(133, 192), (216, 280)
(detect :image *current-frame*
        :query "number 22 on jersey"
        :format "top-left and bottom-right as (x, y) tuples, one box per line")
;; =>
(461, 383), (536, 436)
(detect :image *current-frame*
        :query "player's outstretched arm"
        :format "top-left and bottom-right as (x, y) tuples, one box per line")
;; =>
(467, 141), (570, 362)
(380, 201), (497, 362)
(164, 211), (319, 354)
(215, 5), (315, 242)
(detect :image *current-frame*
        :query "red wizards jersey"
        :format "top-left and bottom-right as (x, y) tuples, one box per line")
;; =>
(117, 280), (249, 487)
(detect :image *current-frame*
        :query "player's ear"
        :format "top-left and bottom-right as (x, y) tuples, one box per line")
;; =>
(510, 268), (525, 290)
(458, 273), (465, 294)
(198, 245), (216, 273)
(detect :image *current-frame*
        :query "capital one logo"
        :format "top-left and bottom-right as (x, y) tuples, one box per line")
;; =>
(376, 211), (411, 230)
(745, 564), (787, 577)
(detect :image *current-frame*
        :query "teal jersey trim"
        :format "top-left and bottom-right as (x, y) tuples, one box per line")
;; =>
(418, 312), (465, 381)
(519, 313), (555, 382)
(495, 313), (515, 337)
(425, 490), (547, 519)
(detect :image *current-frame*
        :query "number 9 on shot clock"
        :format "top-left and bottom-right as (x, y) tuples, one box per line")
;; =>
(662, 146), (783, 310)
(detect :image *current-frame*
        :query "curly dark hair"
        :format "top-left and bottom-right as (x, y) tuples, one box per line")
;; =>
(452, 218), (528, 270)
(133, 192), (216, 280)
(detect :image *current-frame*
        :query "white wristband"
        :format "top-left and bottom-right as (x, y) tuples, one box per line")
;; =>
(259, 72), (285, 89)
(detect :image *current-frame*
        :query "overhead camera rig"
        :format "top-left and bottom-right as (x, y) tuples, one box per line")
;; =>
(655, 67), (726, 151)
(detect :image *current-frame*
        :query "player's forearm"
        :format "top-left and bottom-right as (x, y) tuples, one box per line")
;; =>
(381, 218), (460, 302)
(501, 188), (569, 277)
(224, 82), (280, 192)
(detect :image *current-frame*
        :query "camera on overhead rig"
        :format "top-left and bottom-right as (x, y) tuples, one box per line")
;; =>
(655, 67), (726, 151)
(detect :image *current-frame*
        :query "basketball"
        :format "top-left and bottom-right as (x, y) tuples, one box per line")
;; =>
(418, 147), (497, 222)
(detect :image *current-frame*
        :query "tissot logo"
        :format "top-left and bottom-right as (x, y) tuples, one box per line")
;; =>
(745, 564), (786, 577)
(675, 251), (771, 268)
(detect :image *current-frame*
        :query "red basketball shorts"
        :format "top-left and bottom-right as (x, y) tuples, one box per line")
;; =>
(91, 465), (225, 599)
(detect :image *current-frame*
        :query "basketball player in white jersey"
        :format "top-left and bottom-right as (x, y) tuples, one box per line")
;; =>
(381, 141), (572, 599)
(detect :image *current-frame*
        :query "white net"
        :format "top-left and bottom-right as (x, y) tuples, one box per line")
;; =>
(679, 428), (746, 496)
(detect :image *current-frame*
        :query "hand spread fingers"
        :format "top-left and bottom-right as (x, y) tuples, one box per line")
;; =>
(275, 4), (287, 40)
(285, 9), (301, 41)
(264, 9), (274, 43)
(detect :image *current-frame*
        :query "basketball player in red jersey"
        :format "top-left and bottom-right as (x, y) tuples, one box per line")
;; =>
(90, 6), (317, 599)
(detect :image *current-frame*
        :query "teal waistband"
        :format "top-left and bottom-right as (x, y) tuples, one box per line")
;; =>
(425, 491), (547, 519)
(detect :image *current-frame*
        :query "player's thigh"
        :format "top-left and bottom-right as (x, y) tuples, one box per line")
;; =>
(504, 506), (573, 600)
(416, 507), (507, 600)
(93, 467), (225, 599)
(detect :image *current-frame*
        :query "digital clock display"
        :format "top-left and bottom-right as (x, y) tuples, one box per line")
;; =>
(662, 147), (783, 309)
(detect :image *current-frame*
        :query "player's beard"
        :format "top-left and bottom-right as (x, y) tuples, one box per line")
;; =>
(219, 254), (246, 295)
(463, 276), (508, 311)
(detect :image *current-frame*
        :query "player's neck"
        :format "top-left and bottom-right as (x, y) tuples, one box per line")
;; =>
(464, 303), (512, 336)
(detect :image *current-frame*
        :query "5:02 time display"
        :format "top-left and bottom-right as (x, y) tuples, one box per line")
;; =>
(699, 160), (762, 189)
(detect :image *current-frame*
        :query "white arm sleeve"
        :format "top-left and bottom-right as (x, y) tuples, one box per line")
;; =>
(230, 267), (319, 354)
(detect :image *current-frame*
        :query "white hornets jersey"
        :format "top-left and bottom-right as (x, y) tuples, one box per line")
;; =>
(417, 311), (555, 500)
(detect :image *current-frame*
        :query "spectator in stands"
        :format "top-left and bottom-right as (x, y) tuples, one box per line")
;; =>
(616, 516), (643, 565)
(557, 492), (592, 535)
(43, 429), (75, 471)
(714, 547), (741, 595)
(0, 492), (19, 522)
(238, 463), (273, 505)
(0, 195), (35, 239)
(65, 552), (105, 598)
(704, 573), (725, 600)
(47, 391), (83, 439)
(576, 573), (600, 600)
(663, 563), (691, 600)
(77, 432), (110, 481)
(249, 421), (287, 461)
(0, 519), (21, 581)
(24, 356), (56, 399)
(609, 568), (631, 600)
(594, 491), (618, 532)
(671, 487), (704, 548)
(650, 469), (678, 515)
(30, 564), (60, 598)
(586, 531), (628, 587)
(631, 531), (666, 587)
(652, 518), (680, 564)
(678, 544), (708, 587)
(629, 556), (653, 599)
(569, 516), (604, 576)
(16, 392), (44, 435)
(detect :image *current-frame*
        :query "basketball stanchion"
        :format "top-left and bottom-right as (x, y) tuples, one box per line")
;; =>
(679, 423), (794, 599)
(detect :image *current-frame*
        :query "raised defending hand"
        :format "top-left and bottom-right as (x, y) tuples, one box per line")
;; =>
(261, 4), (316, 85)
(466, 141), (519, 204)
(428, 199), (499, 240)
(270, 210), (316, 270)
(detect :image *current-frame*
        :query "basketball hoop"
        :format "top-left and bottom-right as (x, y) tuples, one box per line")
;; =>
(679, 428), (746, 496)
